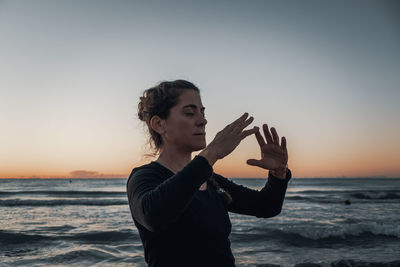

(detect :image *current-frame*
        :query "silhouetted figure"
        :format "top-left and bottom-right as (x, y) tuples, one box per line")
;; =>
(127, 80), (292, 266)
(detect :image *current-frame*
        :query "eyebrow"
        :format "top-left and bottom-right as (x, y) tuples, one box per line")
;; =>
(182, 104), (205, 111)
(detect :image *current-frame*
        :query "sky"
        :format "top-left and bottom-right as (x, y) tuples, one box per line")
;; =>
(1, 0), (399, 178)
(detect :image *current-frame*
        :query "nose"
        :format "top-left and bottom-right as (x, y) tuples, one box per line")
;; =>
(197, 115), (207, 126)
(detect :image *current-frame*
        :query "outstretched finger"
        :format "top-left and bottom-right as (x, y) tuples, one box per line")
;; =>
(281, 136), (287, 151)
(240, 126), (259, 140)
(234, 116), (254, 133)
(246, 158), (263, 167)
(263, 124), (273, 144)
(270, 127), (280, 145)
(254, 127), (266, 147)
(229, 112), (249, 129)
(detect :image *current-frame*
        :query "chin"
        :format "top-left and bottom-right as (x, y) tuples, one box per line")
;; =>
(191, 142), (206, 152)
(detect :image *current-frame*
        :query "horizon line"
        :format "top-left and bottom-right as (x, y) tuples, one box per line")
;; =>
(1, 176), (398, 179)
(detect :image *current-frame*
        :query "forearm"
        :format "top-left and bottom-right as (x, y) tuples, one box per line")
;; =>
(262, 168), (291, 216)
(217, 168), (291, 217)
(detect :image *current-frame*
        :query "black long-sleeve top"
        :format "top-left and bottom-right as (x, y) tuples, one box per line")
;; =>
(127, 155), (291, 267)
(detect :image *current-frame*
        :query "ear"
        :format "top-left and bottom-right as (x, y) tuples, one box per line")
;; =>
(150, 115), (166, 135)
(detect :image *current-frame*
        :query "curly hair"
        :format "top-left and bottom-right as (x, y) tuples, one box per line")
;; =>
(138, 80), (199, 155)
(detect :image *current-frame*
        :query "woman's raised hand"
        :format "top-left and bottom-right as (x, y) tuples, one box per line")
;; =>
(199, 113), (258, 165)
(246, 124), (288, 174)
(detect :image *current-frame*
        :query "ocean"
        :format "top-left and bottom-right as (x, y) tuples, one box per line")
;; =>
(1, 177), (399, 267)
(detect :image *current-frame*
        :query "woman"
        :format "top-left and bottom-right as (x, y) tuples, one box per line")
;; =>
(127, 80), (291, 267)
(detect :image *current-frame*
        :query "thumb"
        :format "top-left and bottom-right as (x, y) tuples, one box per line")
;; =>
(246, 159), (263, 167)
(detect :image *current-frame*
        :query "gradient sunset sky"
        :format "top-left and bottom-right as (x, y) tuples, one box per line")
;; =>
(1, 0), (399, 178)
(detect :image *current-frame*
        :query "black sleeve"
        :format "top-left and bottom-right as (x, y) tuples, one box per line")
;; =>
(214, 169), (291, 218)
(126, 155), (213, 232)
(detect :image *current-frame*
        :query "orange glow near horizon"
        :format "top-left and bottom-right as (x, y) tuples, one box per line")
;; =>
(1, 133), (399, 179)
(2, 154), (399, 179)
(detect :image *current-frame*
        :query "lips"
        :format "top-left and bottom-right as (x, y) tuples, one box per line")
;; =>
(194, 133), (205, 135)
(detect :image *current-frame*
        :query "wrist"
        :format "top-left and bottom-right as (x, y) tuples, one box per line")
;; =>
(270, 166), (287, 179)
(199, 148), (218, 167)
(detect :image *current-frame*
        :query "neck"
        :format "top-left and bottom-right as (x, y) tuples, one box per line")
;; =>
(156, 146), (207, 190)
(156, 146), (192, 174)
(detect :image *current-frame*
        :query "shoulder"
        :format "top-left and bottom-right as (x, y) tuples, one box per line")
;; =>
(127, 162), (166, 188)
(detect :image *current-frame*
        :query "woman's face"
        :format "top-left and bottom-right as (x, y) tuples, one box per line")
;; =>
(161, 89), (207, 153)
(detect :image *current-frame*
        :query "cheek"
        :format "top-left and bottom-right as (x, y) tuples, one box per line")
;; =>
(165, 116), (194, 138)
(177, 118), (193, 128)
(170, 120), (191, 136)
